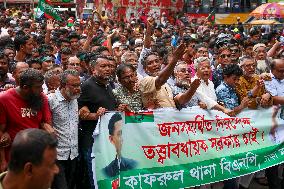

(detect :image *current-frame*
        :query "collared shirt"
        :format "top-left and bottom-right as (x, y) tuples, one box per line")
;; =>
(265, 73), (284, 120)
(216, 81), (239, 109)
(48, 89), (79, 160)
(139, 76), (176, 109)
(172, 84), (199, 108)
(137, 47), (151, 77)
(264, 73), (284, 97)
(113, 86), (143, 112)
(192, 76), (218, 109)
(78, 76), (116, 149)
(236, 74), (266, 109)
(212, 65), (223, 89)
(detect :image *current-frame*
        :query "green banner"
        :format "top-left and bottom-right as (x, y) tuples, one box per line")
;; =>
(38, 0), (62, 21)
(93, 108), (284, 188)
(268, 0), (283, 2)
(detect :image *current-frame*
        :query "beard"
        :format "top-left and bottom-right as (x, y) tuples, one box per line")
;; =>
(257, 60), (267, 72)
(175, 78), (191, 89)
(26, 93), (44, 111)
(66, 89), (80, 100)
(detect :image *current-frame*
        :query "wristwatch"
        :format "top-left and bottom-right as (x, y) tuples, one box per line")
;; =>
(247, 91), (253, 98)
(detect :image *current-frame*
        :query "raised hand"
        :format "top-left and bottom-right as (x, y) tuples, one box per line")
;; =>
(117, 104), (130, 112)
(96, 107), (106, 117)
(256, 79), (264, 88)
(46, 19), (55, 31)
(173, 43), (186, 61)
(86, 13), (95, 38)
(190, 78), (201, 90)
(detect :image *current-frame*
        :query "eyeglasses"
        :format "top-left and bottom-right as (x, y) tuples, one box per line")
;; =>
(68, 63), (80, 67)
(178, 68), (192, 73)
(197, 50), (208, 55)
(230, 48), (239, 53)
(220, 54), (231, 58)
(244, 63), (256, 68)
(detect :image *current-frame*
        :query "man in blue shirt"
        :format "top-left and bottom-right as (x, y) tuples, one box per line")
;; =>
(212, 47), (232, 89)
(216, 64), (249, 116)
(264, 58), (284, 189)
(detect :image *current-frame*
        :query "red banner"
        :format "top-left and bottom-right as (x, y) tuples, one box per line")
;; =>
(121, 0), (172, 8)
(186, 13), (209, 19)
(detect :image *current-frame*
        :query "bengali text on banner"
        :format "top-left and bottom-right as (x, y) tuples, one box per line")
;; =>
(92, 107), (284, 189)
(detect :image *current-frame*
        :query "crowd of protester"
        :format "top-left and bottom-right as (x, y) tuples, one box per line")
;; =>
(0, 4), (284, 189)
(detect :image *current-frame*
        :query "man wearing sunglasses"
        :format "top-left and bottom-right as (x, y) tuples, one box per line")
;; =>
(230, 43), (241, 64)
(212, 46), (232, 89)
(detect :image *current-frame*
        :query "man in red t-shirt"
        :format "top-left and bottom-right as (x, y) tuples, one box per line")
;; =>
(0, 68), (54, 171)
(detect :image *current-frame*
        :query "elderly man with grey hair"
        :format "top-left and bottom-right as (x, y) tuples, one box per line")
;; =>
(121, 51), (143, 80)
(252, 43), (272, 74)
(48, 69), (81, 189)
(121, 51), (138, 69)
(192, 57), (233, 115)
(172, 61), (202, 109)
(67, 56), (82, 74)
(44, 70), (60, 94)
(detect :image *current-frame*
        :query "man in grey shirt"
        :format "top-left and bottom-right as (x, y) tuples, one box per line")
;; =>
(48, 69), (81, 189)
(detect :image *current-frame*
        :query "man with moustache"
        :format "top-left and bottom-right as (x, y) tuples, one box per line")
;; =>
(77, 55), (116, 188)
(48, 69), (81, 189)
(0, 68), (54, 171)
(139, 44), (186, 109)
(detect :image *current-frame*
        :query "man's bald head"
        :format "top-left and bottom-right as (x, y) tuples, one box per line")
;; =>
(271, 59), (284, 80)
(68, 56), (80, 64)
(11, 62), (29, 73)
(12, 62), (29, 86)
(67, 56), (81, 72)
(271, 59), (284, 70)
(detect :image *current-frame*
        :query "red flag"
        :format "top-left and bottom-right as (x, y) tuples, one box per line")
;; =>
(111, 178), (119, 189)
(44, 0), (53, 20)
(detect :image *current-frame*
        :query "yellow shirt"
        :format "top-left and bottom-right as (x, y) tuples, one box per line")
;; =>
(236, 75), (266, 109)
(139, 76), (176, 109)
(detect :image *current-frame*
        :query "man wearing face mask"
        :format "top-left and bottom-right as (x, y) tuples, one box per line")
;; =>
(48, 69), (81, 189)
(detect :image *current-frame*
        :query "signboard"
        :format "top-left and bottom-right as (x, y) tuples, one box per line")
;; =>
(215, 13), (250, 24)
(121, 0), (183, 9)
(93, 108), (284, 188)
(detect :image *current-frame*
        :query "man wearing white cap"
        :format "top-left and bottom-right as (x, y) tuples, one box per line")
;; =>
(253, 43), (272, 74)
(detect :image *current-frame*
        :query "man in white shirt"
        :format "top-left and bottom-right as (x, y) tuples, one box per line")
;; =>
(193, 57), (233, 115)
(48, 69), (81, 189)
